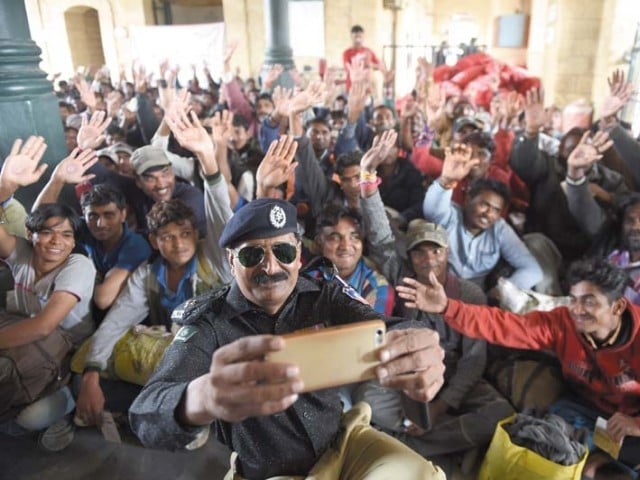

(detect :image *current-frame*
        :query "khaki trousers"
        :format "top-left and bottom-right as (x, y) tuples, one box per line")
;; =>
(224, 402), (445, 480)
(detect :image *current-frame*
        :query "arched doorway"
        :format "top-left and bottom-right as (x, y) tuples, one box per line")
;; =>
(64, 6), (105, 72)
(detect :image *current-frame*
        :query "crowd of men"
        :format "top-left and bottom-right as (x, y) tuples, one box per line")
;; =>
(1, 24), (640, 480)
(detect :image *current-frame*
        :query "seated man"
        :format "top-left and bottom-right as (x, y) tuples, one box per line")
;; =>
(568, 189), (640, 307)
(423, 144), (543, 292)
(129, 197), (447, 479)
(401, 257), (640, 479)
(75, 111), (234, 426)
(35, 162), (151, 313)
(87, 144), (208, 238)
(357, 131), (512, 470)
(0, 137), (95, 443)
(510, 87), (629, 263)
(312, 204), (394, 316)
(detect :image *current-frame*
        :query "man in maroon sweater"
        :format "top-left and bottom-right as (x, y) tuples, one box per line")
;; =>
(396, 258), (640, 478)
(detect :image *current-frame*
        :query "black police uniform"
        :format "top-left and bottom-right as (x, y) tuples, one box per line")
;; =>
(129, 274), (421, 478)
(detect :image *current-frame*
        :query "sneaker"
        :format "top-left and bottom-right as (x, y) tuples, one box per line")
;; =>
(38, 419), (75, 452)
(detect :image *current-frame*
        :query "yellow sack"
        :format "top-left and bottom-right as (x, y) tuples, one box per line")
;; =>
(478, 415), (587, 480)
(70, 326), (173, 385)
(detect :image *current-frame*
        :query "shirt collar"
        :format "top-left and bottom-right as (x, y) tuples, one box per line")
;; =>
(151, 254), (197, 291)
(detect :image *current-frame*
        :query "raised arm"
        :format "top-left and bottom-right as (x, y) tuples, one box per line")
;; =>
(359, 130), (406, 284)
(599, 70), (640, 184)
(33, 148), (98, 210)
(509, 88), (549, 184)
(209, 109), (240, 208)
(423, 144), (478, 226)
(164, 106), (234, 284)
(0, 136), (48, 258)
(564, 130), (615, 236)
(256, 136), (298, 199)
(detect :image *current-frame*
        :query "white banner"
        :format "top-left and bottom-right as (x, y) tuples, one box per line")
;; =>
(129, 23), (225, 85)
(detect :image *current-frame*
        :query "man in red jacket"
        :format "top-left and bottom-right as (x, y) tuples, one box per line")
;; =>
(396, 258), (640, 478)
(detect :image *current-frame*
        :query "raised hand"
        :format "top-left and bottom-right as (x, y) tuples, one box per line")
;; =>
(165, 108), (214, 157)
(566, 130), (613, 180)
(256, 135), (298, 195)
(73, 74), (97, 112)
(52, 148), (98, 185)
(361, 129), (398, 173)
(346, 55), (369, 85)
(77, 110), (111, 149)
(288, 81), (326, 115)
(106, 91), (123, 118)
(523, 87), (545, 136)
(159, 59), (170, 80)
(416, 56), (432, 82)
(0, 136), (48, 192)
(133, 63), (147, 94)
(263, 64), (284, 90)
(503, 91), (524, 125)
(601, 69), (634, 119)
(396, 273), (448, 314)
(347, 80), (368, 124)
(426, 83), (446, 128)
(272, 85), (293, 119)
(223, 39), (239, 71)
(440, 143), (478, 185)
(208, 109), (234, 147)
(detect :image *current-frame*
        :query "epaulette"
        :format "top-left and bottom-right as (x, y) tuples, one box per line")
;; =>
(172, 285), (230, 325)
(301, 256), (368, 305)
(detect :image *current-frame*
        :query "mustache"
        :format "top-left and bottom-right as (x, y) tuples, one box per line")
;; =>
(252, 271), (289, 285)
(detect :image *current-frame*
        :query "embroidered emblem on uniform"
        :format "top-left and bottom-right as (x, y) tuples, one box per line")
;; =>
(174, 326), (197, 343)
(269, 205), (286, 228)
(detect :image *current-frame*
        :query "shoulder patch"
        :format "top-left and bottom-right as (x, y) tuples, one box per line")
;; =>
(173, 326), (197, 343)
(172, 286), (230, 325)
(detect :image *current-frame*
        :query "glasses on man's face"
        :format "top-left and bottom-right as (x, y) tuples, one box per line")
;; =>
(232, 243), (298, 268)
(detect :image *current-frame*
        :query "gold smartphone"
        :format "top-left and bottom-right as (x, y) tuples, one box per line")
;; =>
(266, 320), (386, 393)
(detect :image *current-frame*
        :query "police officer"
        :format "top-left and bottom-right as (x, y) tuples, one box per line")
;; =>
(129, 198), (446, 479)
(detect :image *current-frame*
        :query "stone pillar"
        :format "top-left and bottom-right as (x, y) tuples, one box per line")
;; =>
(262, 0), (295, 89)
(0, 2), (67, 209)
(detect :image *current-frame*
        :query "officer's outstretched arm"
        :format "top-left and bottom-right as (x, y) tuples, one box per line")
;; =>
(178, 335), (304, 425)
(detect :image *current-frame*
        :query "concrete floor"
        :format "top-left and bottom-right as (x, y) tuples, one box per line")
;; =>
(0, 424), (231, 480)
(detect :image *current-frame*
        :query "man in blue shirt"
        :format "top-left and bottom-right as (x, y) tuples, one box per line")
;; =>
(423, 144), (542, 292)
(35, 158), (151, 313)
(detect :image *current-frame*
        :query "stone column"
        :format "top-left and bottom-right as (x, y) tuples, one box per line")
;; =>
(0, 2), (67, 209)
(262, 0), (295, 89)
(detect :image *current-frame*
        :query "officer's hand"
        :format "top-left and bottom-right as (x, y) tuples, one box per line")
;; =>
(375, 328), (445, 403)
(184, 335), (303, 424)
(76, 371), (106, 427)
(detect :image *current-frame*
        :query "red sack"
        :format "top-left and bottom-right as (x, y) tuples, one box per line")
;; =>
(451, 65), (486, 89)
(433, 64), (456, 83)
(455, 52), (492, 71)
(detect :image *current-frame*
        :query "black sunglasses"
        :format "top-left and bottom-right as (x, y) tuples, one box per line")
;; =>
(232, 243), (298, 268)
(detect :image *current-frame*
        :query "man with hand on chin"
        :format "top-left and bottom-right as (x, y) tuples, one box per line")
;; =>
(130, 193), (447, 479)
(396, 258), (640, 478)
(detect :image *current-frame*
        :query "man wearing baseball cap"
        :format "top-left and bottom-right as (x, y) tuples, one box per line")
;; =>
(130, 196), (447, 479)
(87, 145), (207, 237)
(356, 139), (512, 475)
